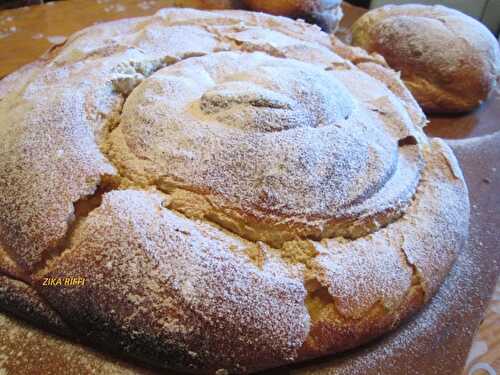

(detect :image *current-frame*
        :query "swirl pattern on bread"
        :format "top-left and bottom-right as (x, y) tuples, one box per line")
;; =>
(0, 8), (469, 374)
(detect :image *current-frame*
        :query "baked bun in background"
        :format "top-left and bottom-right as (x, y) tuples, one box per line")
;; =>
(352, 4), (500, 114)
(0, 8), (469, 374)
(243, 0), (343, 31)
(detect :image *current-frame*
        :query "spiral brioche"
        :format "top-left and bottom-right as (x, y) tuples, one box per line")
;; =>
(242, 0), (343, 31)
(0, 8), (469, 374)
(352, 4), (500, 113)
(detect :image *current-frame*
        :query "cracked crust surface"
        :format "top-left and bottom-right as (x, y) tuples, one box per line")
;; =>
(351, 4), (500, 113)
(0, 7), (469, 374)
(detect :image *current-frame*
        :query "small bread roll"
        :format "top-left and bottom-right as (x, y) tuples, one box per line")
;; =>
(243, 0), (343, 31)
(352, 4), (500, 113)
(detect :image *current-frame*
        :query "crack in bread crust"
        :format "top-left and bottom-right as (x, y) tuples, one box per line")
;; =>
(0, 7), (469, 375)
(104, 50), (425, 250)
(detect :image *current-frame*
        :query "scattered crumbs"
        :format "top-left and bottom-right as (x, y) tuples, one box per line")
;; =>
(32, 33), (44, 40)
(0, 16), (13, 25)
(47, 35), (66, 44)
(9, 26), (16, 32)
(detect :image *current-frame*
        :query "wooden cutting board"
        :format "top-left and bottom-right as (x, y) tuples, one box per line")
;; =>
(0, 2), (499, 374)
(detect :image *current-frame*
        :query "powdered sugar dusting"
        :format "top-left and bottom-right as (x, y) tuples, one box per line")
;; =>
(0, 314), (144, 375)
(38, 189), (309, 373)
(47, 35), (67, 44)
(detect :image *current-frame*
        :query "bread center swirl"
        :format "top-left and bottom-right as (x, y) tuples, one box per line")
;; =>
(198, 66), (354, 132)
(108, 51), (422, 246)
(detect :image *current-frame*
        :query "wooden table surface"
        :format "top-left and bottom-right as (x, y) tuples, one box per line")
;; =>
(0, 2), (499, 375)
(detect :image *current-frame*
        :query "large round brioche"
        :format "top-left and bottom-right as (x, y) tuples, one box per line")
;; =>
(351, 4), (500, 114)
(0, 8), (469, 374)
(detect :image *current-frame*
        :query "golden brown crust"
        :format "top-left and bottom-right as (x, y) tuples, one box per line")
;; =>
(0, 275), (72, 337)
(0, 8), (469, 374)
(352, 4), (500, 114)
(35, 190), (311, 374)
(0, 246), (71, 336)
